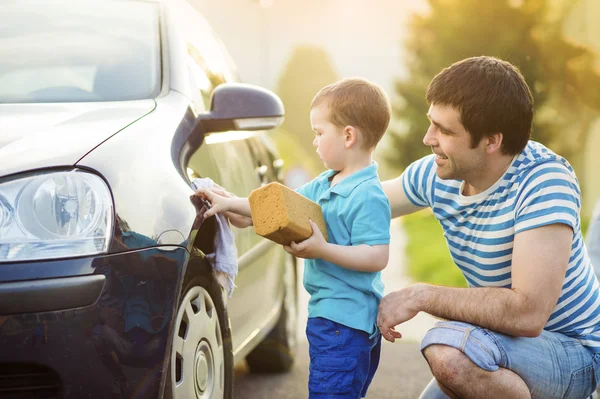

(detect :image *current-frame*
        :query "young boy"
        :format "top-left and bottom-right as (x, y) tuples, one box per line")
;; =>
(195, 77), (392, 398)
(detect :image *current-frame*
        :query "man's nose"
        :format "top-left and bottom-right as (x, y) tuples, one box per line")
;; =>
(423, 126), (436, 146)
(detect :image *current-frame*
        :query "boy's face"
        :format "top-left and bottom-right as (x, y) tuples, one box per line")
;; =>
(310, 102), (347, 170)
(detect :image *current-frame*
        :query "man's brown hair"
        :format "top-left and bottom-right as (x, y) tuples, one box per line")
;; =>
(311, 78), (391, 149)
(426, 56), (534, 155)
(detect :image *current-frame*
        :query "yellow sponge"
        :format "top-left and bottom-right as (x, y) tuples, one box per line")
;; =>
(248, 182), (328, 245)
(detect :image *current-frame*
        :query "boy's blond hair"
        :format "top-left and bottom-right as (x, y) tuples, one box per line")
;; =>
(311, 77), (391, 149)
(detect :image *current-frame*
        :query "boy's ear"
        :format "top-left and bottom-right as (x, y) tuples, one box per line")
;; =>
(344, 126), (358, 148)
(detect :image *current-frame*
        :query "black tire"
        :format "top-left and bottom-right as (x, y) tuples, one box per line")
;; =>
(246, 256), (298, 373)
(164, 275), (233, 399)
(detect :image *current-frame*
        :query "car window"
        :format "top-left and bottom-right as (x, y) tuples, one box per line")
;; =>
(170, 1), (238, 112)
(186, 42), (228, 111)
(0, 1), (161, 103)
(186, 57), (210, 113)
(246, 135), (282, 186)
(205, 138), (264, 252)
(187, 137), (263, 254)
(187, 143), (221, 183)
(209, 140), (261, 198)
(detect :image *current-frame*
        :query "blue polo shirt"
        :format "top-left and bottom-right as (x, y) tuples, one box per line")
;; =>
(296, 162), (391, 335)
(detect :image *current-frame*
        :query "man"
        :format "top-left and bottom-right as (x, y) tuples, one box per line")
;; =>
(378, 56), (600, 398)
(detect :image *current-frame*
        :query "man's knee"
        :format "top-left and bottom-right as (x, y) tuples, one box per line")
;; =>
(420, 321), (502, 372)
(423, 344), (472, 388)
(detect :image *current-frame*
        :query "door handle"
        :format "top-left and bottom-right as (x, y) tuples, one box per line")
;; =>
(273, 159), (284, 181)
(256, 165), (268, 176)
(256, 164), (268, 186)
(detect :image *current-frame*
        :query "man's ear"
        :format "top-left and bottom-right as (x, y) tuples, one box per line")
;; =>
(344, 126), (358, 148)
(486, 132), (503, 154)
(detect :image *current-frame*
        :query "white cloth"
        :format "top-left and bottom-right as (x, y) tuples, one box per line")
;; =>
(191, 178), (238, 297)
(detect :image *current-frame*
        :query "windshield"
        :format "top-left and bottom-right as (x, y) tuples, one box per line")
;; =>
(0, 1), (161, 103)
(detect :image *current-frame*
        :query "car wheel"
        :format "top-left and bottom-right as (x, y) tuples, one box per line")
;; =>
(165, 275), (233, 399)
(246, 256), (298, 373)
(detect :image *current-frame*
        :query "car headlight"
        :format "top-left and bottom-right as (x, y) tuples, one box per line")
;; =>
(0, 170), (114, 262)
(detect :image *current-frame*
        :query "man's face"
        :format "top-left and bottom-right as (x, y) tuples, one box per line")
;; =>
(310, 102), (347, 171)
(423, 104), (487, 181)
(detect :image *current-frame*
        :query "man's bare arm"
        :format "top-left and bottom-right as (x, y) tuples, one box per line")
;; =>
(381, 177), (424, 219)
(377, 223), (572, 340)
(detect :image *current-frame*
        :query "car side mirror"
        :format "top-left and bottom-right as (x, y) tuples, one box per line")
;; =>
(195, 83), (285, 133)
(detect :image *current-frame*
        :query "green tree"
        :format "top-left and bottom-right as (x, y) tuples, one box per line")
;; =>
(273, 45), (340, 178)
(385, 0), (600, 175)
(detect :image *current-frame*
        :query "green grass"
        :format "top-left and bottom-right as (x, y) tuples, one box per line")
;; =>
(582, 216), (590, 240)
(402, 212), (593, 287)
(402, 210), (468, 288)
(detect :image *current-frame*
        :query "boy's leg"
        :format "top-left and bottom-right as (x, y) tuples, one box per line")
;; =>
(306, 317), (380, 399)
(420, 321), (600, 399)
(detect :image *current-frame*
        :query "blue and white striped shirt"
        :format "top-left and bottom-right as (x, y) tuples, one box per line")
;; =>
(402, 141), (600, 352)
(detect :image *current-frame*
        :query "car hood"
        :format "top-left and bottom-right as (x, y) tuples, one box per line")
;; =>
(0, 100), (156, 178)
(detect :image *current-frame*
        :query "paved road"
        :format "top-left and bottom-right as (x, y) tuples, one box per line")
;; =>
(234, 221), (438, 398)
(233, 339), (433, 399)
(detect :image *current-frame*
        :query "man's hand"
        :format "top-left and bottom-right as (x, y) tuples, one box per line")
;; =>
(377, 284), (424, 342)
(284, 220), (327, 259)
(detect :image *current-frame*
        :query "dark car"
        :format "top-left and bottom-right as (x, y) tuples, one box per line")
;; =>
(0, 1), (297, 398)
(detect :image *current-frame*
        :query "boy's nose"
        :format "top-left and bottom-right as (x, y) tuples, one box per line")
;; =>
(312, 137), (318, 147)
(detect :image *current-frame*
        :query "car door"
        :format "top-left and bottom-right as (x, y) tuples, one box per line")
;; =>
(175, 9), (284, 358)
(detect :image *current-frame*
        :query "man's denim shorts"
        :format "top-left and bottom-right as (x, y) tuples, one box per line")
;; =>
(306, 317), (381, 399)
(420, 321), (600, 399)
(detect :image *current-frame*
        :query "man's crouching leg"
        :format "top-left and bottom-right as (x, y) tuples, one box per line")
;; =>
(419, 321), (532, 399)
(423, 344), (530, 399)
(419, 320), (600, 399)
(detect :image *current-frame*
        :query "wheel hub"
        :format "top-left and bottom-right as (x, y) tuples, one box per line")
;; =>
(195, 354), (208, 392)
(194, 341), (213, 395)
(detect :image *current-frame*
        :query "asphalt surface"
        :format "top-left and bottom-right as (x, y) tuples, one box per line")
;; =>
(233, 339), (432, 399)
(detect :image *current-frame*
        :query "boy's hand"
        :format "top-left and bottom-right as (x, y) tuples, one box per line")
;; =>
(284, 220), (327, 259)
(194, 187), (232, 218)
(209, 185), (253, 228)
(210, 183), (234, 199)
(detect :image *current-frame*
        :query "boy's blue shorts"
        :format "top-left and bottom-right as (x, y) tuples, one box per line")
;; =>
(306, 317), (381, 399)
